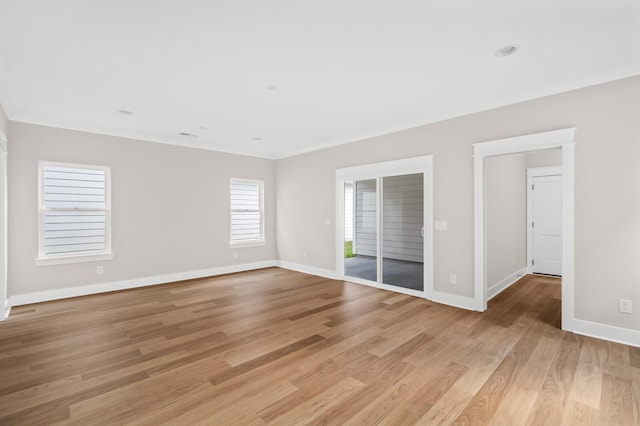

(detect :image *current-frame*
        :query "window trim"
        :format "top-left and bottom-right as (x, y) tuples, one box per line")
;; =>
(229, 178), (265, 248)
(35, 161), (114, 266)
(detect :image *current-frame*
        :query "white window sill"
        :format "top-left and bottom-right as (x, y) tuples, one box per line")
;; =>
(35, 252), (114, 266)
(229, 240), (266, 248)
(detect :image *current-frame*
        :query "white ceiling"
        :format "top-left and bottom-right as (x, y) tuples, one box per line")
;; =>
(0, 1), (639, 159)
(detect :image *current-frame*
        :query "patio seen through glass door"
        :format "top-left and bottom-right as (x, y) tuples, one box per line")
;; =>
(343, 173), (424, 292)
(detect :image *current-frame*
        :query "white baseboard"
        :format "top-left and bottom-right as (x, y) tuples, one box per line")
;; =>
(276, 260), (338, 280)
(487, 267), (528, 301)
(276, 261), (477, 310)
(571, 318), (640, 348)
(7, 260), (638, 349)
(9, 260), (277, 307)
(429, 290), (477, 311)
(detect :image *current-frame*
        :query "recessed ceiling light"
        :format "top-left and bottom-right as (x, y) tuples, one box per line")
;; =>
(494, 45), (519, 57)
(265, 85), (277, 91)
(179, 132), (198, 138)
(253, 137), (263, 141)
(117, 109), (134, 115)
(198, 126), (207, 130)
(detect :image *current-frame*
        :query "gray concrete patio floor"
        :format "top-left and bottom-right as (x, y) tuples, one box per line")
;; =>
(344, 255), (424, 291)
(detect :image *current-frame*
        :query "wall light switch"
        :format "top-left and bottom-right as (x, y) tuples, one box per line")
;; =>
(619, 299), (632, 314)
(435, 220), (448, 231)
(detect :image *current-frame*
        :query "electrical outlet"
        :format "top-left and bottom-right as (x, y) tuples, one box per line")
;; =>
(449, 274), (457, 285)
(435, 220), (448, 231)
(303, 251), (308, 259)
(96, 265), (103, 275)
(619, 299), (632, 314)
(233, 252), (238, 260)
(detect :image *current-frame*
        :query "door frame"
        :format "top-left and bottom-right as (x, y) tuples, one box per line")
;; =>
(336, 155), (434, 299)
(526, 166), (562, 275)
(0, 126), (7, 320)
(473, 128), (575, 332)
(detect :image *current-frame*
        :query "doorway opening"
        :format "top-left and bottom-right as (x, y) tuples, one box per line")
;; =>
(473, 128), (575, 332)
(483, 150), (562, 304)
(336, 156), (433, 299)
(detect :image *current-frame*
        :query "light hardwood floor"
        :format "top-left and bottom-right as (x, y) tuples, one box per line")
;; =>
(0, 268), (638, 425)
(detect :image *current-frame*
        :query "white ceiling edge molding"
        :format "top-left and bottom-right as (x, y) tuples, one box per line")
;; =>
(8, 117), (279, 160)
(276, 64), (640, 159)
(4, 64), (640, 161)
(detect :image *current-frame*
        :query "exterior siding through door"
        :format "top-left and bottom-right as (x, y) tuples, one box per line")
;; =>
(354, 174), (423, 262)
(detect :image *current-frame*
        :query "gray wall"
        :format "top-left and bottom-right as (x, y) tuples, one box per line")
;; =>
(525, 148), (562, 168)
(276, 75), (640, 332)
(485, 149), (564, 290)
(8, 122), (276, 296)
(485, 153), (527, 288)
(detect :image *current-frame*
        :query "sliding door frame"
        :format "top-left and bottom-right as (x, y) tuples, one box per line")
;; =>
(336, 155), (434, 299)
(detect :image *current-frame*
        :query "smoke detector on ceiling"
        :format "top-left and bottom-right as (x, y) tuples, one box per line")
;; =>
(494, 45), (519, 57)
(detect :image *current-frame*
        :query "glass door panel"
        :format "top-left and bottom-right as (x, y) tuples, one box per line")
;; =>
(344, 179), (378, 282)
(382, 174), (424, 291)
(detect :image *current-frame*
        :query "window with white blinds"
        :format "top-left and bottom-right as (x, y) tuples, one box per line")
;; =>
(230, 179), (264, 245)
(38, 162), (112, 263)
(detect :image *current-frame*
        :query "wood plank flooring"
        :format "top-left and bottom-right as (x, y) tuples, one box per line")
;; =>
(0, 268), (638, 425)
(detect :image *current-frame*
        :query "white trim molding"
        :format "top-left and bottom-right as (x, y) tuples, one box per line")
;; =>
(573, 319), (640, 348)
(0, 147), (6, 321)
(487, 267), (528, 301)
(9, 260), (277, 306)
(473, 128), (576, 333)
(276, 260), (338, 280)
(473, 128), (575, 157)
(430, 290), (477, 311)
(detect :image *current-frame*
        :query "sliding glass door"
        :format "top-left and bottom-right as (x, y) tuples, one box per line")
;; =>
(338, 156), (432, 298)
(382, 174), (424, 291)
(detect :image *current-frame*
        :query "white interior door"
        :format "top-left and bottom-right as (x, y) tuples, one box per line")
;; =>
(531, 174), (562, 275)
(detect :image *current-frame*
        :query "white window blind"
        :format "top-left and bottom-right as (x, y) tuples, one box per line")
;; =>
(230, 179), (264, 244)
(39, 163), (111, 260)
